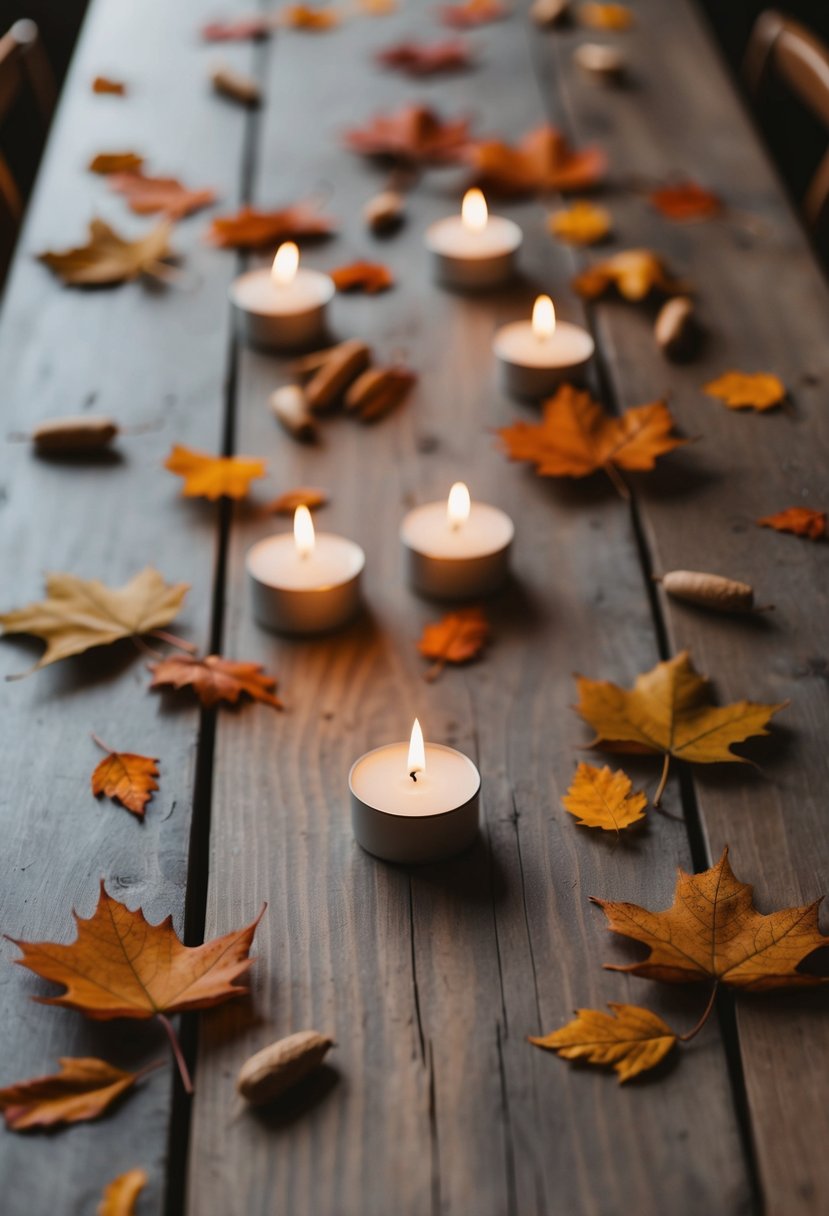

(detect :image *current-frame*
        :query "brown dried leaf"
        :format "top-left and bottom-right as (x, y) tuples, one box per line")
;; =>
(206, 201), (336, 248)
(92, 76), (126, 95)
(757, 507), (826, 540)
(344, 103), (472, 164)
(88, 152), (144, 175)
(377, 39), (472, 76)
(202, 15), (275, 40)
(0, 1057), (141, 1131)
(441, 0), (507, 26)
(531, 1004), (676, 1081)
(92, 747), (159, 818)
(649, 180), (722, 222)
(573, 249), (686, 301)
(108, 171), (216, 220)
(38, 218), (174, 286)
(330, 260), (394, 293)
(150, 654), (284, 709)
(418, 607), (489, 681)
(466, 125), (606, 196)
(267, 487), (329, 514)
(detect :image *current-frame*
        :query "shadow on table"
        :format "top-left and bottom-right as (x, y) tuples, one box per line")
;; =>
(248, 1063), (341, 1130)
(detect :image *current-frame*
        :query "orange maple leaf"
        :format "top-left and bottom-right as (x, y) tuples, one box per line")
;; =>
(418, 607), (489, 681)
(572, 249), (686, 301)
(88, 152), (144, 175)
(466, 125), (606, 196)
(704, 371), (786, 412)
(330, 260), (394, 294)
(344, 103), (473, 164)
(649, 180), (722, 222)
(440, 0), (507, 26)
(757, 507), (826, 540)
(578, 2), (634, 29)
(149, 654), (284, 709)
(91, 740), (159, 818)
(376, 39), (472, 77)
(206, 201), (336, 249)
(0, 1056), (151, 1131)
(498, 384), (685, 492)
(164, 444), (266, 500)
(92, 76), (126, 95)
(280, 4), (340, 28)
(108, 171), (217, 220)
(98, 1169), (147, 1216)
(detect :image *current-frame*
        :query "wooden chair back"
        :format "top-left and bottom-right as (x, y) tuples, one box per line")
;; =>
(744, 10), (829, 230)
(0, 19), (55, 271)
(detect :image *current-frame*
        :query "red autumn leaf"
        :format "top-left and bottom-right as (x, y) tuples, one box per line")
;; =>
(91, 742), (159, 818)
(466, 125), (606, 196)
(440, 0), (507, 27)
(757, 507), (826, 540)
(376, 39), (472, 77)
(108, 171), (217, 220)
(344, 103), (472, 164)
(150, 654), (284, 709)
(206, 201), (336, 248)
(330, 260), (394, 294)
(649, 181), (722, 222)
(201, 15), (274, 40)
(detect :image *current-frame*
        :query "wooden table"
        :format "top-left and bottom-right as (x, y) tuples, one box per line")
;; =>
(1, 1), (827, 1213)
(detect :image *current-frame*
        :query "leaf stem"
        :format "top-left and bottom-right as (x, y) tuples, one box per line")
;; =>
(158, 1013), (193, 1094)
(134, 1057), (166, 1084)
(679, 983), (718, 1043)
(91, 732), (112, 754)
(423, 659), (445, 683)
(603, 462), (630, 500)
(149, 629), (199, 653)
(653, 752), (671, 807)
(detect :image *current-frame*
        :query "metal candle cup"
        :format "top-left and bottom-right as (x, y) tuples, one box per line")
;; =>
(494, 295), (595, 399)
(229, 242), (334, 352)
(349, 722), (480, 864)
(401, 483), (514, 600)
(424, 189), (522, 291)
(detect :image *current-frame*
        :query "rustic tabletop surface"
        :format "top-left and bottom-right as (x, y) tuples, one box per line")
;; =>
(1, 1), (828, 1213)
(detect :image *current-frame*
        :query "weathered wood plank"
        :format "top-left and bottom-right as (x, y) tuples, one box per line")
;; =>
(533, 3), (829, 1213)
(0, 0), (251, 1210)
(188, 6), (750, 1214)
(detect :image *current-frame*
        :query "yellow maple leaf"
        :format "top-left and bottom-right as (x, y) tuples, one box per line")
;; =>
(703, 371), (786, 411)
(531, 1004), (676, 1082)
(164, 444), (266, 500)
(548, 200), (611, 246)
(562, 763), (646, 831)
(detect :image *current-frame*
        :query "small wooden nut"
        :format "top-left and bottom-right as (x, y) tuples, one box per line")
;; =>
(573, 42), (627, 81)
(658, 570), (760, 614)
(531, 0), (569, 26)
(210, 62), (261, 106)
(269, 386), (317, 442)
(345, 366), (417, 422)
(237, 1031), (334, 1107)
(654, 296), (696, 361)
(363, 190), (405, 234)
(305, 339), (372, 413)
(33, 415), (118, 454)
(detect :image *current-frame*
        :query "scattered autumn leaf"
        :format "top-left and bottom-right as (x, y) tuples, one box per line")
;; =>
(10, 882), (264, 1018)
(164, 444), (266, 500)
(92, 76), (126, 95)
(575, 650), (786, 805)
(704, 371), (786, 412)
(418, 607), (489, 682)
(202, 15), (274, 40)
(0, 1057), (147, 1131)
(649, 180), (722, 222)
(360, 0), (397, 11)
(0, 567), (188, 671)
(330, 260), (394, 294)
(377, 39), (472, 76)
(280, 4), (340, 29)
(757, 506), (826, 540)
(466, 125), (606, 196)
(98, 1169), (147, 1216)
(498, 384), (685, 493)
(572, 249), (686, 301)
(206, 201), (336, 248)
(578, 2), (634, 29)
(344, 103), (472, 164)
(531, 1004), (676, 1081)
(548, 200), (611, 245)
(562, 763), (646, 831)
(108, 170), (216, 220)
(594, 847), (829, 990)
(267, 487), (329, 514)
(441, 0), (507, 27)
(38, 218), (174, 287)
(91, 740), (159, 818)
(88, 152), (144, 175)
(150, 654), (283, 709)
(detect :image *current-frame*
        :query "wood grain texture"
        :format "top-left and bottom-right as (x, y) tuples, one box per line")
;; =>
(0, 0), (251, 1210)
(187, 6), (749, 1215)
(533, 3), (829, 1213)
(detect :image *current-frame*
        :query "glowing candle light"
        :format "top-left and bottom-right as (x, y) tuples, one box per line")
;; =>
(494, 294), (594, 398)
(424, 190), (522, 290)
(401, 482), (513, 599)
(293, 504), (315, 559)
(230, 242), (334, 352)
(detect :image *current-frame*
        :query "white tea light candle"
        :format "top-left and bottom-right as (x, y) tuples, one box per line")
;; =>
(424, 189), (522, 290)
(494, 294), (594, 398)
(247, 506), (364, 634)
(350, 719), (481, 863)
(401, 481), (514, 599)
(230, 242), (334, 352)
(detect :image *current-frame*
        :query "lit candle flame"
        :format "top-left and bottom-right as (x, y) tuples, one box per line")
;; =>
(293, 504), (315, 558)
(447, 481), (471, 530)
(272, 241), (299, 287)
(532, 294), (556, 343)
(461, 188), (488, 233)
(408, 718), (425, 782)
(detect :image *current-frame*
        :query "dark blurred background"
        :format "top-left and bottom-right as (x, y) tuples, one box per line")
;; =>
(0, 0), (828, 252)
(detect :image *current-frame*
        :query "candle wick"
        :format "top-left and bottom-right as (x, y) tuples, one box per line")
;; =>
(409, 771), (418, 783)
